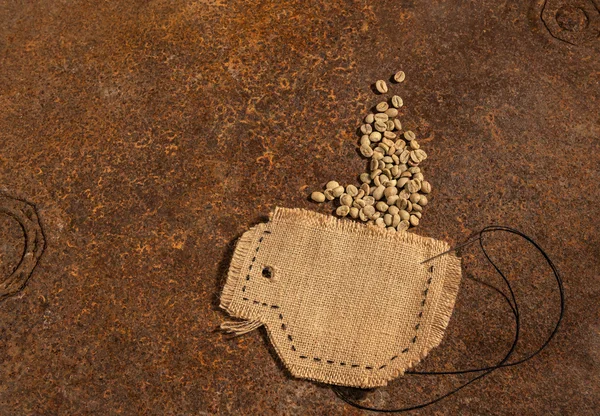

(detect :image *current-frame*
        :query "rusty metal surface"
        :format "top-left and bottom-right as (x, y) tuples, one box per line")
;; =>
(0, 0), (598, 414)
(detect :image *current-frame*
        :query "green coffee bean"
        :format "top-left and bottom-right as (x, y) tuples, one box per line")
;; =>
(375, 80), (388, 93)
(311, 192), (325, 202)
(393, 71), (405, 83)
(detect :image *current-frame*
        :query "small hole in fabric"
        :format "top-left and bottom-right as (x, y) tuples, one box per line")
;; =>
(262, 266), (274, 279)
(428, 265), (434, 273)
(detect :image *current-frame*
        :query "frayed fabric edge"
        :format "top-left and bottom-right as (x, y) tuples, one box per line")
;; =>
(219, 225), (260, 313)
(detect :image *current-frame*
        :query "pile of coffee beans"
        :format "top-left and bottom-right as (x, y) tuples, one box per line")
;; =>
(310, 71), (432, 232)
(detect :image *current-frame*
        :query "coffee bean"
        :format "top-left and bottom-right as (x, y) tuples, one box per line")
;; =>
(376, 101), (389, 112)
(374, 113), (389, 122)
(360, 144), (374, 157)
(336, 205), (350, 217)
(376, 201), (389, 212)
(397, 220), (409, 232)
(375, 80), (388, 93)
(403, 130), (416, 141)
(384, 213), (393, 226)
(311, 192), (325, 202)
(396, 198), (408, 210)
(368, 131), (382, 143)
(399, 209), (410, 221)
(374, 121), (387, 132)
(361, 124), (372, 135)
(420, 181), (432, 194)
(406, 180), (420, 193)
(388, 205), (399, 215)
(385, 108), (398, 118)
(373, 185), (385, 200)
(393, 71), (406, 83)
(409, 193), (421, 204)
(340, 194), (353, 207)
(332, 186), (345, 198)
(384, 186), (398, 198)
(363, 205), (376, 218)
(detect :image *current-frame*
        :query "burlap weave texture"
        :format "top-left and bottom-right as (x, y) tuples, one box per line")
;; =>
(220, 207), (461, 388)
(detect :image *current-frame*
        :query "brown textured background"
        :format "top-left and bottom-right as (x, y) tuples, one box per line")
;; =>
(0, 0), (598, 414)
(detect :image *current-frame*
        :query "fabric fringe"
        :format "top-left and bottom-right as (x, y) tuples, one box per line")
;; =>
(220, 319), (264, 336)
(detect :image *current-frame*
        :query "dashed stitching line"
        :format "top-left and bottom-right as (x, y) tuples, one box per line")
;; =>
(244, 231), (268, 284)
(241, 229), (436, 371)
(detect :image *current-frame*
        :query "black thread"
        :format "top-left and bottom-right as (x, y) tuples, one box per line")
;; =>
(333, 226), (565, 413)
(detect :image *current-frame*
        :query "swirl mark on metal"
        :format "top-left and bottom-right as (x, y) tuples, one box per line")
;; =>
(542, 0), (600, 45)
(0, 193), (45, 299)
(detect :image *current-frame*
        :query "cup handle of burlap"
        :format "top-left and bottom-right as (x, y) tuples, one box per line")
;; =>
(219, 224), (267, 336)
